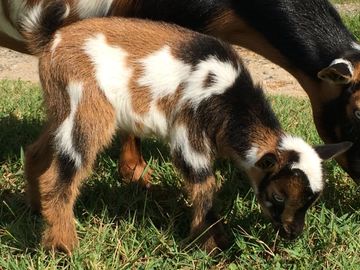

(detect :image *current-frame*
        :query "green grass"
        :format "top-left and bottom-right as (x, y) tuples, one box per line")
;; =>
(1, 80), (360, 269)
(331, 0), (360, 40)
(331, 0), (359, 5)
(343, 13), (360, 41)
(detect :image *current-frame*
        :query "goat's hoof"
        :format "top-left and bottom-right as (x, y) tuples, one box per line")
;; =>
(118, 161), (153, 188)
(42, 227), (78, 255)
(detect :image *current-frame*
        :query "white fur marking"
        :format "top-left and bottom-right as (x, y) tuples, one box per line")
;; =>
(243, 145), (259, 169)
(138, 46), (191, 99)
(181, 57), (240, 109)
(84, 34), (135, 130)
(352, 42), (360, 51)
(76, 0), (114, 19)
(20, 2), (43, 33)
(84, 34), (172, 137)
(54, 81), (84, 168)
(51, 32), (62, 53)
(171, 125), (210, 171)
(330, 58), (354, 76)
(280, 136), (323, 192)
(63, 3), (71, 19)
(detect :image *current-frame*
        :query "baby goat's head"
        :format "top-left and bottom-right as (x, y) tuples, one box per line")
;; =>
(242, 136), (352, 239)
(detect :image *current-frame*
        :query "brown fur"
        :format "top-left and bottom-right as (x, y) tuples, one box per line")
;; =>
(0, 32), (28, 53)
(353, 63), (360, 83)
(24, 17), (332, 253)
(109, 0), (138, 17)
(26, 83), (117, 252)
(157, 84), (184, 118)
(118, 134), (152, 187)
(206, 9), (292, 71)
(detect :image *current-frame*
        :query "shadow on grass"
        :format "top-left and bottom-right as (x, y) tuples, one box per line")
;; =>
(0, 189), (42, 252)
(3, 123), (357, 255)
(0, 114), (44, 162)
(321, 164), (360, 214)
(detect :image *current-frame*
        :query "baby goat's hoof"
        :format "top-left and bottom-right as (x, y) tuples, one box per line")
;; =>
(118, 161), (153, 188)
(186, 221), (231, 255)
(200, 229), (230, 255)
(42, 227), (78, 255)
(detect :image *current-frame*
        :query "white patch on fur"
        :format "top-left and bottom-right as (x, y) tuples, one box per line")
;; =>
(0, 0), (24, 40)
(51, 32), (62, 53)
(280, 135), (323, 192)
(181, 57), (240, 108)
(352, 42), (360, 51)
(142, 105), (169, 138)
(242, 145), (259, 169)
(136, 46), (192, 137)
(83, 33), (135, 131)
(170, 125), (210, 172)
(54, 81), (83, 168)
(330, 58), (354, 76)
(84, 34), (172, 138)
(63, 3), (71, 19)
(20, 2), (43, 33)
(76, 0), (114, 19)
(138, 46), (191, 99)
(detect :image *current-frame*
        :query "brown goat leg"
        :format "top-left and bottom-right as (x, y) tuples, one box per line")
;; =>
(26, 88), (118, 253)
(38, 158), (82, 254)
(186, 176), (229, 253)
(118, 134), (152, 188)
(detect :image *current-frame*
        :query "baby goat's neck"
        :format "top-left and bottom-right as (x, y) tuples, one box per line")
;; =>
(190, 78), (283, 159)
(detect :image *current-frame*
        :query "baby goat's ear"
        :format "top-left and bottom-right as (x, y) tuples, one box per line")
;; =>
(255, 153), (278, 171)
(318, 59), (354, 85)
(314, 141), (353, 161)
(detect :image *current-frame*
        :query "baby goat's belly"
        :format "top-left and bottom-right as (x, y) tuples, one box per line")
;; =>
(114, 97), (170, 139)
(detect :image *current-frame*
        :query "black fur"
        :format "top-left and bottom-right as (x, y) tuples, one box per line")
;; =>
(172, 148), (213, 183)
(20, 0), (68, 54)
(179, 34), (240, 69)
(58, 153), (76, 182)
(119, 0), (358, 77)
(120, 0), (226, 33)
(180, 37), (283, 157)
(229, 0), (357, 77)
(24, 0), (359, 76)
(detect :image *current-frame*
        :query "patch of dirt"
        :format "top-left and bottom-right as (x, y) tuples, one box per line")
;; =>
(0, 3), (358, 98)
(0, 48), (38, 83)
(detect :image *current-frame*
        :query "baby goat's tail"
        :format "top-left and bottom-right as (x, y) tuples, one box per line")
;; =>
(19, 1), (69, 55)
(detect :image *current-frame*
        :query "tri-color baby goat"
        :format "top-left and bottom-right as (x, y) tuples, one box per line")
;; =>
(22, 4), (351, 253)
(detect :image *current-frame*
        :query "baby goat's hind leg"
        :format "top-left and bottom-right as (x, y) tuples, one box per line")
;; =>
(118, 134), (152, 188)
(26, 91), (117, 253)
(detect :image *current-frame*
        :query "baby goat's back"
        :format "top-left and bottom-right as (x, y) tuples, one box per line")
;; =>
(40, 18), (243, 138)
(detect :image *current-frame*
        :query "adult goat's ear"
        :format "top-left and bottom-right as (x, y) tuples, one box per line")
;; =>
(318, 59), (354, 85)
(314, 141), (353, 161)
(255, 153), (278, 171)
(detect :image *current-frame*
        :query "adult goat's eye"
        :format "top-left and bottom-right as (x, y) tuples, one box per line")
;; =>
(272, 193), (285, 204)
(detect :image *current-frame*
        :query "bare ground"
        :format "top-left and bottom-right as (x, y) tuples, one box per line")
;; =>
(0, 3), (358, 97)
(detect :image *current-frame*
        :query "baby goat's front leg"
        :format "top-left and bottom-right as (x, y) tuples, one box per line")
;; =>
(118, 134), (152, 188)
(172, 147), (228, 253)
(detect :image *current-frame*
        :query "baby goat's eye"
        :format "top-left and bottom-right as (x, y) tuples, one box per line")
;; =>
(272, 193), (285, 204)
